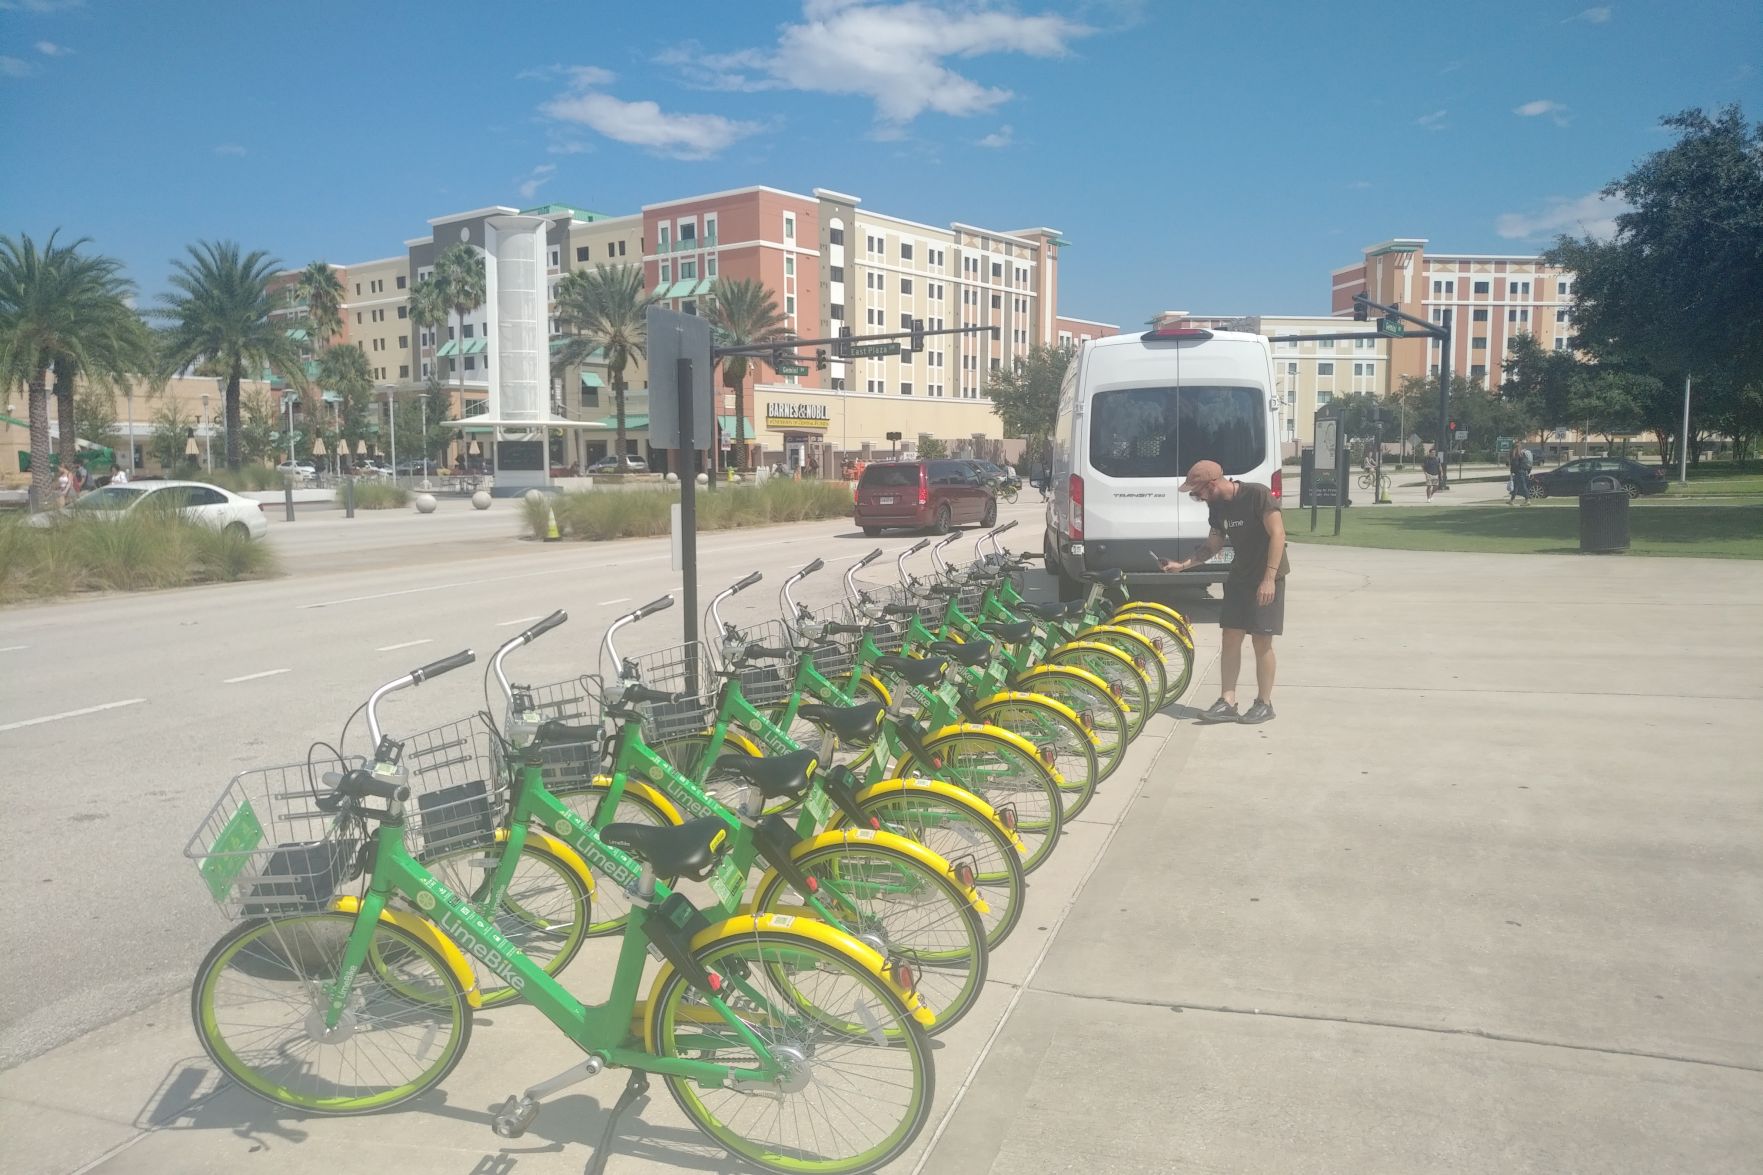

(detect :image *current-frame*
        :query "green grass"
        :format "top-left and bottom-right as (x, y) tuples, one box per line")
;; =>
(1665, 458), (1763, 498)
(342, 482), (410, 510)
(0, 510), (280, 605)
(1285, 501), (1763, 559)
(523, 480), (855, 542)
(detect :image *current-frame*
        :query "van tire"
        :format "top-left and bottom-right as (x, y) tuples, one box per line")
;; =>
(981, 498), (998, 527)
(863, 526), (881, 537)
(1055, 559), (1084, 602)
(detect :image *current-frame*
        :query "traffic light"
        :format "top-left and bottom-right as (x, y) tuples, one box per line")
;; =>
(1352, 294), (1369, 322)
(1380, 311), (1401, 335)
(1449, 419), (1458, 433)
(910, 317), (925, 355)
(837, 325), (852, 359)
(815, 348), (828, 371)
(770, 348), (785, 370)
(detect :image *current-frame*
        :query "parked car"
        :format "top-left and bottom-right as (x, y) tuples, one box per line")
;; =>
(27, 481), (270, 539)
(587, 454), (649, 474)
(853, 458), (997, 536)
(276, 461), (317, 481)
(1530, 457), (1668, 499)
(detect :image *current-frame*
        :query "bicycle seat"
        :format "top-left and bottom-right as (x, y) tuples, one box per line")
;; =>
(1016, 600), (1081, 621)
(979, 620), (1035, 644)
(873, 655), (948, 688)
(599, 815), (728, 881)
(925, 639), (992, 668)
(534, 719), (598, 746)
(712, 748), (819, 801)
(1084, 568), (1125, 584)
(797, 701), (884, 746)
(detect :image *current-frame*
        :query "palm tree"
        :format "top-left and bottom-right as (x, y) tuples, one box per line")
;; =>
(294, 261), (345, 349)
(317, 343), (373, 467)
(706, 278), (789, 470)
(552, 265), (658, 466)
(432, 243), (486, 421)
(0, 231), (146, 504)
(154, 241), (307, 470)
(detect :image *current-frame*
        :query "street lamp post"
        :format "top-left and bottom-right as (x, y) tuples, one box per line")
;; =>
(285, 394), (296, 467)
(201, 392), (212, 471)
(419, 392), (429, 477)
(125, 385), (136, 471)
(380, 385), (398, 483)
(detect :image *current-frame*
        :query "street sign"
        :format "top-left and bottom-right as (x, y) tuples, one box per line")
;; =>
(1378, 318), (1406, 337)
(1315, 417), (1338, 460)
(646, 306), (714, 451)
(1454, 429), (1469, 441)
(774, 363), (809, 376)
(848, 341), (902, 358)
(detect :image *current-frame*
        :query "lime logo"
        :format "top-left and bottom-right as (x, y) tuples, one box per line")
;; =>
(553, 818), (572, 835)
(414, 890), (437, 912)
(647, 766), (664, 783)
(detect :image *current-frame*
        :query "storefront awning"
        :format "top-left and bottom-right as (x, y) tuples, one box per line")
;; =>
(666, 278), (698, 299)
(694, 277), (718, 297)
(651, 280), (670, 298)
(580, 371), (605, 388)
(437, 340), (459, 357)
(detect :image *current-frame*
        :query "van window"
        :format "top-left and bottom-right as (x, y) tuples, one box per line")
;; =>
(1089, 386), (1265, 478)
(860, 463), (920, 488)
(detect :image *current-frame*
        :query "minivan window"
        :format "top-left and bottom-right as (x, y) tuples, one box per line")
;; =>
(1089, 386), (1264, 478)
(928, 461), (966, 485)
(860, 463), (920, 488)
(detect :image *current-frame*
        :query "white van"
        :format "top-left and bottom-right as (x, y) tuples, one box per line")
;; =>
(1044, 325), (1283, 599)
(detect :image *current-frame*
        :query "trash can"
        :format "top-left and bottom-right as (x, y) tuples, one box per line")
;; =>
(1579, 475), (1630, 553)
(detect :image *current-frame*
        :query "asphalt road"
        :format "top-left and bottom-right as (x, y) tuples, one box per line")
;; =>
(0, 492), (1051, 1069)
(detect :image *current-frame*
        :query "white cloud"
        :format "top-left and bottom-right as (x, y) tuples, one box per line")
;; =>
(667, 2), (1093, 127)
(516, 163), (557, 199)
(1514, 98), (1572, 126)
(540, 70), (762, 160)
(1563, 6), (1611, 23)
(34, 40), (71, 56)
(213, 143), (247, 157)
(1416, 109), (1448, 131)
(0, 56), (37, 77)
(977, 124), (1013, 148)
(1495, 191), (1629, 241)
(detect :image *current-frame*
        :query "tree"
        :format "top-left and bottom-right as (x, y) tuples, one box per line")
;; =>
(1545, 105), (1763, 462)
(917, 436), (947, 459)
(1394, 374), (1531, 458)
(1567, 368), (1654, 447)
(1499, 333), (1576, 432)
(983, 345), (1072, 443)
(148, 399), (195, 473)
(0, 231), (146, 504)
(294, 261), (345, 351)
(705, 278), (789, 469)
(432, 243), (486, 417)
(72, 386), (118, 454)
(316, 343), (374, 465)
(552, 264), (658, 465)
(154, 241), (307, 470)
(239, 388), (280, 465)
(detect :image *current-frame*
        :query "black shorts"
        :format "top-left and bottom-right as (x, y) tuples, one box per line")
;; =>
(1219, 577), (1285, 636)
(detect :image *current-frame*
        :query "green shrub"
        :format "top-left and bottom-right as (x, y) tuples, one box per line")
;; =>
(0, 511), (280, 606)
(526, 479), (854, 542)
(344, 482), (410, 510)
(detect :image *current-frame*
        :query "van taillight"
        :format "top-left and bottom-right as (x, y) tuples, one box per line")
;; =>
(1270, 468), (1282, 500)
(918, 467), (928, 507)
(1068, 475), (1084, 539)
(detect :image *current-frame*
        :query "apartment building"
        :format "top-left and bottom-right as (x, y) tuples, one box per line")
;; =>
(1331, 238), (1575, 387)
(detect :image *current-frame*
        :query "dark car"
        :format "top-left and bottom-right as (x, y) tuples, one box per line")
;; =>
(1531, 457), (1668, 499)
(854, 459), (996, 535)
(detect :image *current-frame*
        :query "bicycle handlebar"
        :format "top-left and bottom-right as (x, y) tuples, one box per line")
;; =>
(413, 650), (474, 684)
(365, 647), (475, 749)
(731, 571), (762, 593)
(320, 768), (410, 807)
(603, 595), (673, 683)
(855, 548), (883, 570)
(634, 595), (674, 620)
(491, 610), (569, 702)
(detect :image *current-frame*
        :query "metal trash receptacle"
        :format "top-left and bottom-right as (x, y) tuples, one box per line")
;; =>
(1579, 474), (1630, 553)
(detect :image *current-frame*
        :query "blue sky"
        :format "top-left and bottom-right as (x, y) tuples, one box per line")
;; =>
(2, 0), (1756, 327)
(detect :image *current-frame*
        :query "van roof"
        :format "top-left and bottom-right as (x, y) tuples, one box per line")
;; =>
(1087, 327), (1268, 351)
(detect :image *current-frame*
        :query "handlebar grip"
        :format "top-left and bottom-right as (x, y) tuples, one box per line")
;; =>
(825, 622), (865, 635)
(733, 572), (762, 593)
(626, 684), (686, 704)
(412, 649), (475, 684)
(745, 643), (793, 660)
(1017, 551), (1045, 561)
(325, 769), (411, 804)
(801, 557), (825, 576)
(524, 609), (568, 642)
(989, 520), (1019, 536)
(936, 532), (962, 546)
(856, 548), (883, 569)
(904, 539), (930, 556)
(633, 595), (674, 620)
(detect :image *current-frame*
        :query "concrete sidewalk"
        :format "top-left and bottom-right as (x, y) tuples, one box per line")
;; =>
(2, 544), (1758, 1173)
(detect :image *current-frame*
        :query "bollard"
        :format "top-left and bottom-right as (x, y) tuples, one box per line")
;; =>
(284, 481), (295, 522)
(344, 476), (356, 519)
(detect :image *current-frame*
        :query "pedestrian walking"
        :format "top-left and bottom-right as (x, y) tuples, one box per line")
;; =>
(110, 464), (129, 485)
(1159, 460), (1288, 725)
(1509, 444), (1534, 505)
(1421, 449), (1441, 500)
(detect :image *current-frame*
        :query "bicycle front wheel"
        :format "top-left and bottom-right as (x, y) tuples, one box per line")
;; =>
(648, 928), (934, 1174)
(897, 729), (1064, 872)
(1044, 641), (1152, 741)
(419, 840), (589, 1006)
(192, 912), (471, 1114)
(1108, 611), (1196, 707)
(1010, 664), (1129, 783)
(973, 694), (1100, 820)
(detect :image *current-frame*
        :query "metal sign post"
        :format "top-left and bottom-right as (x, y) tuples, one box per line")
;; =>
(677, 354), (700, 695)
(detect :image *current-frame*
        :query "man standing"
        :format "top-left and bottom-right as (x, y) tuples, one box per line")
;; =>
(1159, 460), (1288, 725)
(1508, 444), (1534, 505)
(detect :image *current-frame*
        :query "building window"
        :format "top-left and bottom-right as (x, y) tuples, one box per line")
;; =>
(786, 295), (795, 315)
(900, 277), (912, 295)
(831, 377), (847, 390)
(991, 262), (1002, 280)
(462, 324), (474, 338)
(830, 303), (844, 321)
(783, 214), (795, 240)
(1473, 308), (1489, 322)
(829, 226), (844, 246)
(1316, 362), (1334, 376)
(1554, 337), (1568, 351)
(990, 293), (1001, 309)
(679, 222), (695, 245)
(1317, 391), (1333, 406)
(1432, 279), (1455, 296)
(398, 335), (408, 348)
(396, 275), (407, 289)
(1509, 280), (1531, 297)
(658, 226), (671, 250)
(831, 265), (844, 283)
(660, 263), (670, 282)
(1472, 337), (1488, 349)
(900, 381), (912, 396)
(577, 246), (590, 262)
(1473, 280), (1489, 295)
(1470, 364), (1487, 381)
(680, 260), (696, 280)
(900, 313), (912, 329)
(681, 299), (696, 316)
(464, 357), (476, 371)
(355, 311), (363, 325)
(901, 243), (913, 261)
(706, 256), (717, 277)
(397, 306), (408, 319)
(1557, 280), (1570, 296)
(548, 247), (560, 268)
(785, 255), (795, 276)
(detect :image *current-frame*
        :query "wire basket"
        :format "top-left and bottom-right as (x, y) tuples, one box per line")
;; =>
(514, 675), (604, 793)
(622, 641), (720, 743)
(186, 755), (366, 921)
(799, 602), (860, 681)
(399, 717), (507, 859)
(718, 618), (796, 709)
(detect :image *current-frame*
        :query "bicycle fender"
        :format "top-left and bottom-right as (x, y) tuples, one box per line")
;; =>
(1074, 625), (1171, 669)
(720, 730), (766, 759)
(916, 722), (1068, 789)
(586, 775), (686, 826)
(1110, 599), (1192, 630)
(857, 674), (892, 707)
(1111, 608), (1196, 650)
(850, 776), (1027, 856)
(975, 691), (1101, 749)
(1010, 662), (1116, 698)
(770, 826), (989, 916)
(527, 830), (598, 899)
(642, 912), (937, 1037)
(330, 896), (484, 1009)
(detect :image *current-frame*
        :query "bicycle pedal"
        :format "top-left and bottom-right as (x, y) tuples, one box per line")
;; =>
(492, 1094), (539, 1138)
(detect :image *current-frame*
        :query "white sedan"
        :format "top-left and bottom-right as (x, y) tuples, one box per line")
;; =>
(29, 480), (270, 540)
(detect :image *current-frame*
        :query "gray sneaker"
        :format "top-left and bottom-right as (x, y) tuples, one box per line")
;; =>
(1196, 698), (1240, 724)
(1239, 699), (1276, 724)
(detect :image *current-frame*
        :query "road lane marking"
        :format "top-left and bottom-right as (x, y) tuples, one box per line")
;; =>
(223, 668), (291, 684)
(0, 645), (28, 653)
(376, 639), (433, 652)
(596, 597), (631, 605)
(496, 616), (544, 627)
(0, 698), (146, 733)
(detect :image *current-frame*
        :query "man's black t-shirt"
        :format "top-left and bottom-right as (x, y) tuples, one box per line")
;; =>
(1208, 481), (1289, 584)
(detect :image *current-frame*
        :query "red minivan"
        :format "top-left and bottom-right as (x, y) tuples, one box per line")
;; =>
(854, 459), (997, 535)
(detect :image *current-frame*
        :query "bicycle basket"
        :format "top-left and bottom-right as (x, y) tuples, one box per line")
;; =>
(515, 675), (604, 792)
(400, 717), (506, 859)
(719, 619), (796, 708)
(185, 756), (366, 921)
(622, 641), (718, 743)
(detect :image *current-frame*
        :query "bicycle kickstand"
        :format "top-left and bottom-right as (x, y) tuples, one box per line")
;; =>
(585, 1070), (650, 1175)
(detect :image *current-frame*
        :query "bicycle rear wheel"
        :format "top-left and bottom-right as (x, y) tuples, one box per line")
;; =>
(973, 694), (1100, 820)
(552, 777), (681, 935)
(1010, 664), (1128, 783)
(1044, 642), (1151, 740)
(191, 912), (470, 1114)
(648, 929), (934, 1174)
(896, 729), (1064, 872)
(1108, 611), (1196, 707)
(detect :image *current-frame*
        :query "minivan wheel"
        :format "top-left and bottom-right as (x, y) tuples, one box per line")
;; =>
(981, 497), (998, 527)
(863, 526), (881, 537)
(931, 504), (953, 534)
